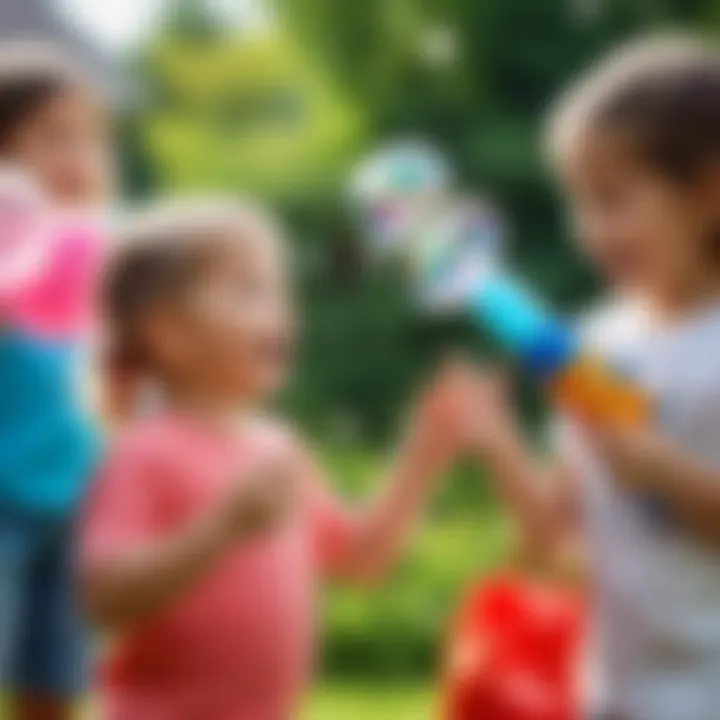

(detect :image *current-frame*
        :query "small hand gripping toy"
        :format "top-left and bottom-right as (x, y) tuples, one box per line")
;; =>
(0, 169), (103, 338)
(350, 142), (652, 428)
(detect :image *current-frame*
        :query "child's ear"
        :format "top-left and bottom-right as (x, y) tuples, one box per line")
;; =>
(694, 161), (720, 209)
(141, 305), (181, 368)
(687, 162), (720, 244)
(702, 164), (720, 252)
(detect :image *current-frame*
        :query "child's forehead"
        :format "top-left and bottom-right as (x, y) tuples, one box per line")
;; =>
(35, 83), (109, 128)
(201, 216), (287, 278)
(215, 212), (284, 256)
(125, 199), (282, 248)
(555, 124), (650, 187)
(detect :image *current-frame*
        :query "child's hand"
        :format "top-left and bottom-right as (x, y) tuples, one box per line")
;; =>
(404, 359), (485, 469)
(217, 451), (297, 542)
(462, 369), (519, 459)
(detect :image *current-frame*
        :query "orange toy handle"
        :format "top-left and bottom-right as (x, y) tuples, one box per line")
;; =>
(549, 355), (652, 427)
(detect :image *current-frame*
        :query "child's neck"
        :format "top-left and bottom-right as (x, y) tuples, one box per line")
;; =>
(165, 387), (256, 432)
(644, 269), (720, 324)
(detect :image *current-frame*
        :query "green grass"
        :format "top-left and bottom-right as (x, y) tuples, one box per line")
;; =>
(58, 683), (434, 719)
(304, 683), (435, 720)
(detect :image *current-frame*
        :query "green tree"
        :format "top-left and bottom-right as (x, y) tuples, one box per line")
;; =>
(126, 0), (720, 441)
(136, 11), (367, 199)
(271, 0), (717, 302)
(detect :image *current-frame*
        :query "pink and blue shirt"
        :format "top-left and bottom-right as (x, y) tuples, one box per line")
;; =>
(0, 209), (102, 515)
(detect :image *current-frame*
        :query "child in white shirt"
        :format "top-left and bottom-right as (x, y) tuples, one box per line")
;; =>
(470, 36), (720, 720)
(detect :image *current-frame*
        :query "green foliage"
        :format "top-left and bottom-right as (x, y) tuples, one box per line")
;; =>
(322, 513), (508, 679)
(162, 0), (225, 40)
(318, 447), (510, 679)
(304, 682), (434, 720)
(128, 0), (682, 438)
(136, 28), (367, 198)
(120, 0), (720, 681)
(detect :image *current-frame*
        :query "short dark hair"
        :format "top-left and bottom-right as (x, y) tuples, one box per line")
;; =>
(103, 198), (280, 378)
(549, 35), (720, 180)
(0, 40), (92, 152)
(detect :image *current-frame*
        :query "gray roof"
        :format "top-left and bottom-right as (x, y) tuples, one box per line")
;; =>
(0, 0), (126, 102)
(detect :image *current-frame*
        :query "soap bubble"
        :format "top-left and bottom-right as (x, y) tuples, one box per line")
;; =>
(351, 142), (507, 311)
(350, 140), (451, 256)
(415, 197), (506, 311)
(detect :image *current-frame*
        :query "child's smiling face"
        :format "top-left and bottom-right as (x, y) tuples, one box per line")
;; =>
(557, 129), (719, 302)
(150, 218), (297, 406)
(9, 86), (113, 209)
(194, 226), (296, 401)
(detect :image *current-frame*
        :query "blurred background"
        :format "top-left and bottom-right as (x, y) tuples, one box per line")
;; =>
(3, 0), (719, 716)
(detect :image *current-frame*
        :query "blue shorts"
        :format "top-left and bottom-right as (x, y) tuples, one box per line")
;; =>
(0, 513), (87, 697)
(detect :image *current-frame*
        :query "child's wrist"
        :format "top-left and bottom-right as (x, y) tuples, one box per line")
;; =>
(480, 425), (523, 465)
(402, 430), (454, 482)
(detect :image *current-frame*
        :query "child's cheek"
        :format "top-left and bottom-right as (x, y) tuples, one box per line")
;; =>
(603, 249), (649, 288)
(578, 233), (638, 287)
(221, 334), (262, 391)
(251, 337), (293, 396)
(258, 359), (291, 397)
(221, 332), (290, 399)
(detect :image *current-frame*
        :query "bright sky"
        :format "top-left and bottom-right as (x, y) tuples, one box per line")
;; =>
(58, 0), (270, 50)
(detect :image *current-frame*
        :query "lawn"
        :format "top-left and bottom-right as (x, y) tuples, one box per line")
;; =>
(305, 683), (435, 720)
(63, 683), (434, 720)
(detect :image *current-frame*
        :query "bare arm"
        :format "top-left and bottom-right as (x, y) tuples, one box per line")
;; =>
(329, 429), (455, 584)
(320, 363), (479, 584)
(81, 504), (238, 630)
(481, 428), (576, 553)
(452, 372), (581, 565)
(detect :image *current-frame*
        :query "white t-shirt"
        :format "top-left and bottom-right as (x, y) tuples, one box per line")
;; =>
(560, 299), (720, 720)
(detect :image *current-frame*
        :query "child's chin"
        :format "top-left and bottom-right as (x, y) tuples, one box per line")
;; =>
(601, 266), (646, 292)
(246, 370), (290, 401)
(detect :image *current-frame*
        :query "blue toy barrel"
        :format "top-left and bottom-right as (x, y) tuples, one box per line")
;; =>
(469, 274), (576, 375)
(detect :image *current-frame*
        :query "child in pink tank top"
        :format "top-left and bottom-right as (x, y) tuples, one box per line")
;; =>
(78, 199), (484, 720)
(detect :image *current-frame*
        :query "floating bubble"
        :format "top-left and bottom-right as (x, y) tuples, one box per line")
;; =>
(350, 142), (511, 312)
(350, 140), (451, 256)
(408, 196), (506, 312)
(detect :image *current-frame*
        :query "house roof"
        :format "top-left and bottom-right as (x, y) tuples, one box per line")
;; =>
(0, 0), (126, 102)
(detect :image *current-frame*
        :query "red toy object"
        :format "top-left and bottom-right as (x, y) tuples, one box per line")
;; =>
(443, 574), (585, 720)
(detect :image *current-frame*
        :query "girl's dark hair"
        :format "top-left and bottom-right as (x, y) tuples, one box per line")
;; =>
(0, 41), (91, 152)
(549, 35), (720, 180)
(103, 198), (277, 399)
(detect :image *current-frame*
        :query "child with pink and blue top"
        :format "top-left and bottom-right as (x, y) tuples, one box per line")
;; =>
(0, 41), (111, 720)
